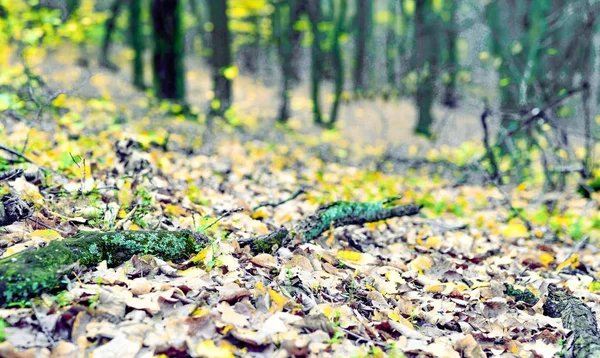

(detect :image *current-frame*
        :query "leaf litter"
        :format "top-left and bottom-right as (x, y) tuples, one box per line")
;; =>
(0, 93), (599, 358)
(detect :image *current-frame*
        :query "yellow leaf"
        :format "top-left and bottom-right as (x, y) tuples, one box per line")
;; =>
(388, 312), (414, 330)
(556, 254), (578, 273)
(254, 281), (266, 295)
(408, 256), (433, 274)
(539, 253), (554, 268)
(471, 281), (490, 289)
(30, 229), (62, 241)
(268, 289), (287, 312)
(425, 283), (445, 293)
(192, 246), (210, 263)
(425, 236), (442, 249)
(251, 207), (270, 220)
(191, 307), (210, 317)
(503, 220), (529, 239)
(326, 220), (336, 246)
(178, 267), (207, 277)
(195, 340), (235, 358)
(337, 250), (362, 262)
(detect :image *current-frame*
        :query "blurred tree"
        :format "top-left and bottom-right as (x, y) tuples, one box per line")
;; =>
(273, 0), (293, 123)
(326, 0), (347, 128)
(353, 0), (371, 95)
(130, 0), (144, 89)
(413, 0), (439, 137)
(306, 0), (324, 125)
(208, 0), (233, 116)
(99, 0), (126, 71)
(441, 0), (457, 108)
(385, 0), (399, 90)
(151, 0), (185, 100)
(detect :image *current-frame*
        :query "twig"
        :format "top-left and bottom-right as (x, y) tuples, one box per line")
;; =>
(253, 188), (306, 211)
(27, 217), (68, 235)
(22, 88), (64, 154)
(204, 207), (244, 230)
(30, 301), (56, 345)
(480, 102), (500, 182)
(0, 143), (38, 165)
(339, 326), (387, 348)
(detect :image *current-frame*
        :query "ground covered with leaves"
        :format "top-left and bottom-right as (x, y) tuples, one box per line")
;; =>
(0, 48), (599, 358)
(1, 110), (599, 358)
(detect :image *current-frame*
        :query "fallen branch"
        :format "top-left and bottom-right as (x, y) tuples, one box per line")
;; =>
(507, 283), (600, 358)
(543, 283), (600, 358)
(253, 188), (306, 211)
(0, 199), (421, 306)
(0, 230), (204, 306)
(0, 143), (38, 165)
(292, 200), (422, 243)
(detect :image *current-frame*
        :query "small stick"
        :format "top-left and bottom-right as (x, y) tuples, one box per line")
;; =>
(0, 144), (38, 165)
(204, 208), (244, 230)
(253, 188), (306, 211)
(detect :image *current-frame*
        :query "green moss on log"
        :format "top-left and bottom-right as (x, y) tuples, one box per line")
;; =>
(0, 230), (199, 307)
(504, 283), (538, 305)
(294, 201), (422, 242)
(65, 230), (198, 266)
(246, 227), (289, 253)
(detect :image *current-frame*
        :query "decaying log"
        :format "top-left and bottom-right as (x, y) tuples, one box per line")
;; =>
(0, 199), (421, 307)
(292, 200), (422, 242)
(0, 231), (202, 306)
(543, 284), (600, 358)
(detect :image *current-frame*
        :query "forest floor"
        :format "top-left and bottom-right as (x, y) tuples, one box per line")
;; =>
(0, 46), (599, 358)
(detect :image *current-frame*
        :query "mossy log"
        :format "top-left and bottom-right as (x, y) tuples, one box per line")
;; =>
(293, 200), (422, 242)
(0, 199), (421, 306)
(0, 231), (201, 307)
(543, 284), (600, 358)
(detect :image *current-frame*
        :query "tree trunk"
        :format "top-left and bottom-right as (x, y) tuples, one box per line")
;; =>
(151, 0), (185, 101)
(326, 0), (347, 129)
(274, 0), (294, 123)
(414, 0), (438, 137)
(353, 0), (369, 94)
(385, 0), (398, 89)
(442, 0), (458, 108)
(130, 0), (145, 89)
(99, 0), (126, 71)
(208, 0), (233, 116)
(306, 0), (324, 125)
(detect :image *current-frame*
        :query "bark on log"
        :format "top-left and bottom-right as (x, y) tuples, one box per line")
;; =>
(292, 201), (422, 242)
(0, 200), (421, 306)
(0, 231), (202, 307)
(543, 284), (600, 358)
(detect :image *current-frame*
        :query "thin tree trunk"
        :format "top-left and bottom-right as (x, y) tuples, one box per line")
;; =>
(353, 0), (369, 94)
(442, 0), (458, 108)
(208, 0), (233, 116)
(130, 0), (145, 89)
(326, 0), (347, 129)
(275, 0), (293, 123)
(99, 0), (127, 71)
(151, 0), (185, 100)
(306, 0), (323, 125)
(414, 0), (438, 137)
(385, 0), (398, 89)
